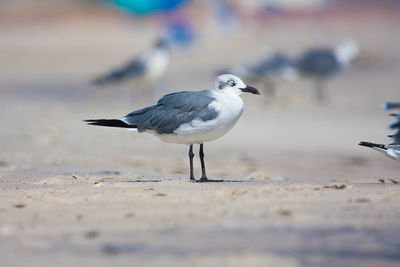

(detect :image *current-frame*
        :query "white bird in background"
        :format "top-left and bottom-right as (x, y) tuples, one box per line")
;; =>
(92, 37), (170, 91)
(85, 74), (260, 182)
(219, 51), (297, 97)
(296, 39), (359, 103)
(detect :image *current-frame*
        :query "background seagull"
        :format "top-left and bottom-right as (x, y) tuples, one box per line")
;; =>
(388, 113), (400, 144)
(218, 51), (297, 97)
(85, 74), (260, 182)
(92, 37), (170, 90)
(296, 39), (359, 103)
(383, 102), (400, 111)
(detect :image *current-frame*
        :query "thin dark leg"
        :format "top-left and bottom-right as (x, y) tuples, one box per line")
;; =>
(197, 143), (223, 183)
(199, 143), (207, 180)
(315, 79), (327, 104)
(189, 144), (195, 181)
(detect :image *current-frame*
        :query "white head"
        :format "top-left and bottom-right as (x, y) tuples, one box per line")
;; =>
(212, 74), (260, 96)
(335, 39), (359, 66)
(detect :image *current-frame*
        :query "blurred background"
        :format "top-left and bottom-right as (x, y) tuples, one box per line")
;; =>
(1, 1), (400, 266)
(1, 0), (399, 180)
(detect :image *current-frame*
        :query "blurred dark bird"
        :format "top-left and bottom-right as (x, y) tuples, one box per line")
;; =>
(85, 74), (260, 182)
(296, 39), (359, 103)
(383, 102), (400, 111)
(218, 51), (297, 97)
(388, 113), (400, 144)
(92, 38), (170, 89)
(359, 112), (400, 160)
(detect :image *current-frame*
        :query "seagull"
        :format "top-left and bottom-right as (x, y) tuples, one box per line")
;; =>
(296, 39), (359, 103)
(358, 142), (400, 160)
(359, 113), (400, 160)
(219, 51), (297, 97)
(92, 37), (170, 89)
(85, 74), (260, 182)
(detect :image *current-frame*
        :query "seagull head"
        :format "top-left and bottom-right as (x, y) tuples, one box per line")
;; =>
(213, 74), (260, 96)
(335, 39), (359, 66)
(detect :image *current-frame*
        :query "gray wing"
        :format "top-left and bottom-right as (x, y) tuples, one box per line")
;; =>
(297, 49), (340, 77)
(92, 57), (147, 86)
(122, 90), (218, 134)
(249, 52), (295, 77)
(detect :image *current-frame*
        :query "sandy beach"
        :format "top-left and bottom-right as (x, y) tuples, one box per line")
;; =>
(0, 2), (400, 266)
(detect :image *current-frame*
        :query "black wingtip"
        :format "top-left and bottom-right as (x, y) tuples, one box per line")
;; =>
(84, 119), (137, 128)
(358, 141), (386, 149)
(358, 141), (369, 147)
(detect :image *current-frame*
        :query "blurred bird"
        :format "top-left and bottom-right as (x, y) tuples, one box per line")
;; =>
(218, 51), (297, 97)
(92, 37), (170, 91)
(383, 102), (400, 111)
(359, 112), (400, 160)
(85, 74), (260, 182)
(388, 113), (400, 144)
(296, 39), (359, 103)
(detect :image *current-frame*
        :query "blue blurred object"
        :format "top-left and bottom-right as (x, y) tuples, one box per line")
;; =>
(389, 114), (400, 130)
(113, 0), (189, 15)
(383, 102), (400, 111)
(388, 114), (400, 145)
(166, 18), (196, 47)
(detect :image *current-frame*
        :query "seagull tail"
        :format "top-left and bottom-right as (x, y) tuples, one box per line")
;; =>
(358, 141), (386, 150)
(84, 119), (137, 129)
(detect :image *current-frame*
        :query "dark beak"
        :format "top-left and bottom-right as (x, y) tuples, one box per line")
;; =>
(240, 85), (260, 95)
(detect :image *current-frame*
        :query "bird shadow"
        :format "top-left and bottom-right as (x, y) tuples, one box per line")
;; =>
(98, 178), (254, 183)
(191, 179), (256, 183)
(112, 179), (162, 183)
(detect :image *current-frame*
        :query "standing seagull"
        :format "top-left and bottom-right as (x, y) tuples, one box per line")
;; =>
(85, 74), (260, 182)
(92, 37), (170, 90)
(296, 39), (359, 103)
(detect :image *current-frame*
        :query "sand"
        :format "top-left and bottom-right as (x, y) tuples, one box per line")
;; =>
(0, 2), (399, 266)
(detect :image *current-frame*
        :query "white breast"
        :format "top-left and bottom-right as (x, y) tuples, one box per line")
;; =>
(145, 50), (170, 80)
(158, 91), (244, 144)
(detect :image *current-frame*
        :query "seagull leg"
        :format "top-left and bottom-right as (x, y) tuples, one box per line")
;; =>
(197, 143), (223, 183)
(315, 78), (328, 104)
(189, 144), (195, 181)
(199, 143), (207, 181)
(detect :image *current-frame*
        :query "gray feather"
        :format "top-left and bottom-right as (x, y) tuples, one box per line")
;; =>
(297, 49), (340, 77)
(92, 58), (147, 86)
(122, 90), (218, 134)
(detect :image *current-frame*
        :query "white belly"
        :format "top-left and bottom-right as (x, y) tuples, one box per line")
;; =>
(156, 92), (244, 144)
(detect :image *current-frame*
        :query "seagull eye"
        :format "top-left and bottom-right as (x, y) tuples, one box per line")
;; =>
(228, 80), (236, 87)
